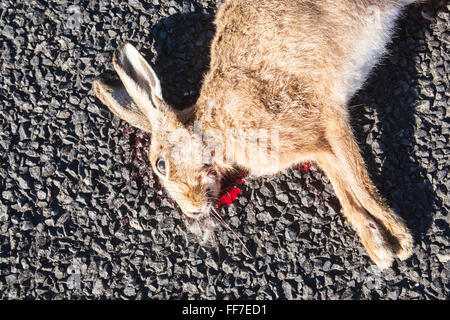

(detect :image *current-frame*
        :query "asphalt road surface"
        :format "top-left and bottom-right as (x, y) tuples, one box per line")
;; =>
(0, 0), (448, 299)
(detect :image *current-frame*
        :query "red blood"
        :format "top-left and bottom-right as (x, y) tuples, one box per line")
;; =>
(124, 127), (133, 134)
(297, 162), (311, 173)
(216, 187), (242, 209)
(215, 171), (247, 209)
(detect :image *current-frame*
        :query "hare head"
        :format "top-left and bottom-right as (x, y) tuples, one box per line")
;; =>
(94, 44), (227, 219)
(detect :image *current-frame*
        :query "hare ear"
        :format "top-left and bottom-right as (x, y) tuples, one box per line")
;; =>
(112, 43), (165, 127)
(93, 77), (152, 132)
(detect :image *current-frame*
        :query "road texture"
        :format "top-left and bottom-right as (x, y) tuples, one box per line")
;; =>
(0, 0), (448, 299)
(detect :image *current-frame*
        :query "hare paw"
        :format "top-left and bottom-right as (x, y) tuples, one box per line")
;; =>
(395, 231), (414, 261)
(364, 222), (396, 269)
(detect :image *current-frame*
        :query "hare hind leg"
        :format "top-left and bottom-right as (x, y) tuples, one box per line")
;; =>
(316, 153), (397, 268)
(315, 110), (413, 268)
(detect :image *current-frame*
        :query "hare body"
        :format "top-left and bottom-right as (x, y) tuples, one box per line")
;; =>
(94, 0), (418, 268)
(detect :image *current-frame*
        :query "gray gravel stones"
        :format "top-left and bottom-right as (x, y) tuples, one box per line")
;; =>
(0, 0), (449, 300)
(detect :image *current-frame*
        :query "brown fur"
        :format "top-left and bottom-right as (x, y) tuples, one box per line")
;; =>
(93, 0), (421, 268)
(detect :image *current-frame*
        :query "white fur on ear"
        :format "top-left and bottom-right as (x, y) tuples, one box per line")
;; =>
(113, 43), (166, 127)
(122, 43), (164, 101)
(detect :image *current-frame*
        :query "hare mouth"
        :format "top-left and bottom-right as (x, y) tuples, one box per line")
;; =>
(215, 170), (247, 210)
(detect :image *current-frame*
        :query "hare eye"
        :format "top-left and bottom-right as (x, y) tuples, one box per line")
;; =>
(156, 158), (166, 176)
